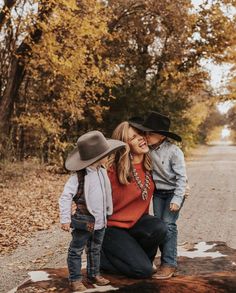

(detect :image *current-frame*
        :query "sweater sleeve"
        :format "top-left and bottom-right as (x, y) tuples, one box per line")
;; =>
(59, 174), (78, 224)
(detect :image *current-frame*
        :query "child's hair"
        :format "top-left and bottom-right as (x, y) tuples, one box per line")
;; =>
(108, 121), (152, 185)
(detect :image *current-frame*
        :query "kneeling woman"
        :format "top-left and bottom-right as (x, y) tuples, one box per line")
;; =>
(101, 121), (167, 278)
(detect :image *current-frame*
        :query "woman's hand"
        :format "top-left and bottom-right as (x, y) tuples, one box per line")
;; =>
(169, 203), (180, 212)
(61, 223), (70, 232)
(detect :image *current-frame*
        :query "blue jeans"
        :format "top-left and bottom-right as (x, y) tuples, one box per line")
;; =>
(67, 227), (105, 282)
(153, 190), (183, 268)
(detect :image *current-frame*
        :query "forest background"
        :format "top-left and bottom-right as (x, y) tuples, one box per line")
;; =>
(0, 0), (236, 166)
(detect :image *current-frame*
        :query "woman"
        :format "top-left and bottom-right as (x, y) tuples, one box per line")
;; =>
(101, 121), (167, 279)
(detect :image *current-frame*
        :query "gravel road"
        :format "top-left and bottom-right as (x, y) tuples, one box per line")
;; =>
(1, 144), (236, 293)
(178, 144), (236, 249)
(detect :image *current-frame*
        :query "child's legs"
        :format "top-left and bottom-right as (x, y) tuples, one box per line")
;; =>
(87, 227), (105, 278)
(159, 196), (180, 267)
(153, 195), (166, 219)
(67, 229), (91, 282)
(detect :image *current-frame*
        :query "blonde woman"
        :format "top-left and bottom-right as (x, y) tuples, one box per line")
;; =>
(100, 121), (167, 278)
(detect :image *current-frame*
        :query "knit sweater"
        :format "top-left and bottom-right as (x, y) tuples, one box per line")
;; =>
(107, 163), (154, 229)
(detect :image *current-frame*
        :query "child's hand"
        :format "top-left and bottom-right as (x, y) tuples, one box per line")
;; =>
(184, 184), (191, 199)
(170, 203), (180, 212)
(61, 223), (70, 232)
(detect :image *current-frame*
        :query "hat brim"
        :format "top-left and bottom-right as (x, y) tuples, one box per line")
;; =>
(129, 121), (182, 142)
(128, 121), (153, 132)
(150, 130), (182, 142)
(65, 139), (126, 171)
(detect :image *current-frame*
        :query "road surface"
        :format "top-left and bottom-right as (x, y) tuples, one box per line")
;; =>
(178, 144), (236, 248)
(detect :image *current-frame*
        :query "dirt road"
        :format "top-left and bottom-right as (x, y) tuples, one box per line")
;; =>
(178, 144), (236, 249)
(1, 144), (236, 293)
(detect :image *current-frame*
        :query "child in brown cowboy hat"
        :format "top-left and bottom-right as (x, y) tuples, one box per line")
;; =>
(59, 130), (125, 292)
(129, 111), (188, 279)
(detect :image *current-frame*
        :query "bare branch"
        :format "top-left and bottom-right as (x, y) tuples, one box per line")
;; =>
(0, 0), (17, 31)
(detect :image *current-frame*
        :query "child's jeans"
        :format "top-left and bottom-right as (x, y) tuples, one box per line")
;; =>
(153, 190), (183, 268)
(67, 227), (105, 282)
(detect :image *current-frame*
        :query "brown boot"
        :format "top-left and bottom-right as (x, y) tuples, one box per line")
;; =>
(88, 275), (110, 286)
(70, 280), (87, 292)
(152, 265), (177, 280)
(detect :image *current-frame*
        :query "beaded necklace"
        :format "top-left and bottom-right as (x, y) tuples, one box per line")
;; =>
(131, 165), (151, 200)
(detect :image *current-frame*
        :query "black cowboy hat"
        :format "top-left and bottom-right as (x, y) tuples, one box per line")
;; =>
(128, 116), (153, 132)
(128, 112), (182, 142)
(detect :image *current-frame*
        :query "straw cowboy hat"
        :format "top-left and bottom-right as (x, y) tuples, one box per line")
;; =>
(129, 111), (182, 142)
(65, 130), (126, 171)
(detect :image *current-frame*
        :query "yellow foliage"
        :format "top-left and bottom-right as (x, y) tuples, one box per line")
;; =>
(16, 0), (123, 160)
(185, 102), (209, 130)
(206, 126), (224, 144)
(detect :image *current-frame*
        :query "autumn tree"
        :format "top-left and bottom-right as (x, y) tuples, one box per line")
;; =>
(226, 103), (236, 140)
(11, 0), (122, 163)
(1, 0), (235, 163)
(102, 0), (236, 145)
(0, 0), (55, 158)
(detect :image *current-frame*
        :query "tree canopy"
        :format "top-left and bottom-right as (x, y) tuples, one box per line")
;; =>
(0, 0), (235, 163)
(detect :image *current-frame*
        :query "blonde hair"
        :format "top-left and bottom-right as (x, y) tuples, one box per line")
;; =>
(108, 121), (152, 185)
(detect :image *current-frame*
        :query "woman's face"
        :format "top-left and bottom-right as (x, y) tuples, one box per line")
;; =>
(127, 127), (149, 155)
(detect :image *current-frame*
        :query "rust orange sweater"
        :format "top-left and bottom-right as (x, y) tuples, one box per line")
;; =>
(107, 163), (154, 229)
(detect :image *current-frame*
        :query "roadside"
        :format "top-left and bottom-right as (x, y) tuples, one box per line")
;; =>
(1, 144), (236, 293)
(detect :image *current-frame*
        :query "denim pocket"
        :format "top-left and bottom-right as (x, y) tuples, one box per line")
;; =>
(71, 212), (95, 232)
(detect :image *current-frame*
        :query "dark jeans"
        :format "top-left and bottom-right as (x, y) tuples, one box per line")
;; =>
(67, 227), (105, 282)
(100, 214), (167, 278)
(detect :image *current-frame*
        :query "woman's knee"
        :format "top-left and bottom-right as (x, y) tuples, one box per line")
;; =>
(130, 262), (153, 279)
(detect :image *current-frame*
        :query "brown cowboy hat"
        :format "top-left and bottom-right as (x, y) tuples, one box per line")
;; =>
(65, 130), (126, 171)
(129, 112), (182, 142)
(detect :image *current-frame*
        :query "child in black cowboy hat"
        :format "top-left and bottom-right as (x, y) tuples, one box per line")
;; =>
(59, 131), (125, 292)
(129, 111), (188, 279)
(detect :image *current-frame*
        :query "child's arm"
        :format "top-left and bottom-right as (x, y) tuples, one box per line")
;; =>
(59, 174), (78, 231)
(170, 146), (187, 209)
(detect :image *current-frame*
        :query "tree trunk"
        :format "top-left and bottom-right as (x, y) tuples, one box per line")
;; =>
(0, 55), (25, 134)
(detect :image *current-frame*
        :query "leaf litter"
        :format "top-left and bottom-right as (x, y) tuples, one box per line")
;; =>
(0, 160), (68, 255)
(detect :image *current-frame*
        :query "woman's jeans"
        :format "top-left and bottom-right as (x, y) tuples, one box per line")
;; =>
(100, 214), (167, 278)
(153, 190), (183, 268)
(67, 227), (105, 282)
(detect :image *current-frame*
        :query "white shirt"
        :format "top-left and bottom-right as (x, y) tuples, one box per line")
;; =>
(59, 166), (113, 230)
(87, 167), (106, 230)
